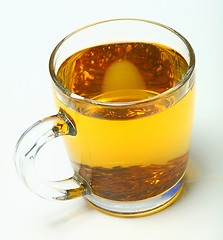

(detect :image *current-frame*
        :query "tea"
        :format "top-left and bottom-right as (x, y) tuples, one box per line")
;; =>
(57, 42), (188, 100)
(54, 42), (195, 201)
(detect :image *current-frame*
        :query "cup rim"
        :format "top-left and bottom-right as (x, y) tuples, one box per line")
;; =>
(49, 18), (195, 107)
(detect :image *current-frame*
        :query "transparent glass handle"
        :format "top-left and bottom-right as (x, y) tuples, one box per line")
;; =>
(14, 109), (90, 201)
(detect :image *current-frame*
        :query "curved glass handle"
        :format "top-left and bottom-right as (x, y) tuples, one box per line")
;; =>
(14, 110), (90, 201)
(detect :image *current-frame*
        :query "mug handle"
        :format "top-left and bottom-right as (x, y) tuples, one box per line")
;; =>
(14, 109), (90, 201)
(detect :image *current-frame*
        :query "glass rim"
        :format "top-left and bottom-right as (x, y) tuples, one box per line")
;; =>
(49, 18), (195, 107)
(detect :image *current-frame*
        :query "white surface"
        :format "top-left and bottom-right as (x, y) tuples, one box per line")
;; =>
(1, 0), (223, 239)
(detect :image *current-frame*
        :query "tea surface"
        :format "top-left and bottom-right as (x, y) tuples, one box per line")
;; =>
(57, 42), (188, 103)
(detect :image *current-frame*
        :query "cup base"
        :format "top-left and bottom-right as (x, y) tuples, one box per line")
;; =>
(84, 178), (184, 217)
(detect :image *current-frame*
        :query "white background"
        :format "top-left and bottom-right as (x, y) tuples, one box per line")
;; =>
(1, 0), (223, 239)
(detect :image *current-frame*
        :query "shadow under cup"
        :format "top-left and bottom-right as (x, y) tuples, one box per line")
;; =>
(16, 19), (195, 217)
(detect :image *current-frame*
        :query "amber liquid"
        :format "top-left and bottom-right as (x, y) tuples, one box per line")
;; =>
(55, 42), (195, 201)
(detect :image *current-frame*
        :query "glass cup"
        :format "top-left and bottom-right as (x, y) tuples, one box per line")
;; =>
(14, 19), (195, 217)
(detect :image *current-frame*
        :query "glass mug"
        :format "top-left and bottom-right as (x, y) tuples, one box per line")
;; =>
(14, 19), (195, 217)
